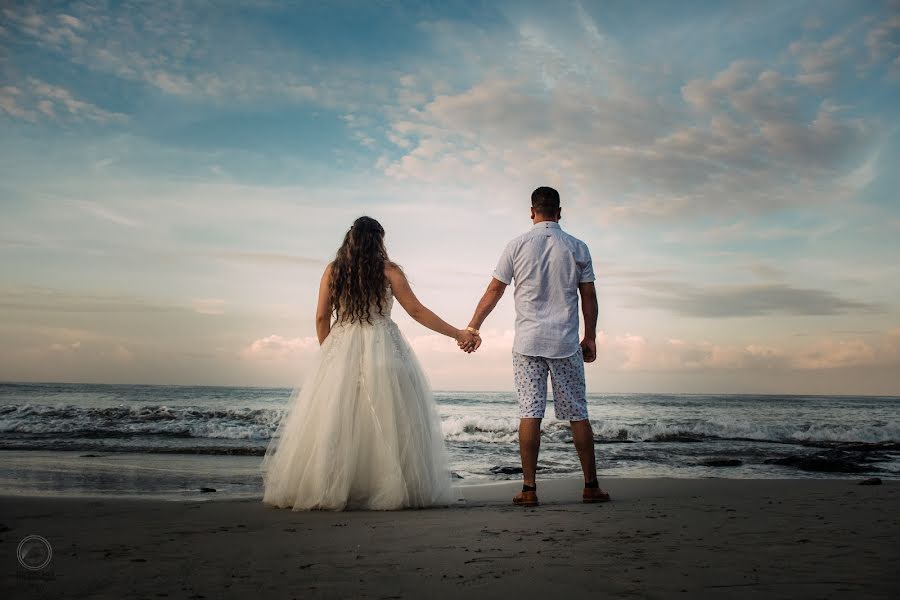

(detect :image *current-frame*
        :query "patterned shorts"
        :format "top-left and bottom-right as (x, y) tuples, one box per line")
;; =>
(513, 349), (589, 421)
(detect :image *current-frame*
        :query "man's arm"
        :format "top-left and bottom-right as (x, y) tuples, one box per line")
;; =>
(466, 277), (508, 350)
(578, 281), (598, 362)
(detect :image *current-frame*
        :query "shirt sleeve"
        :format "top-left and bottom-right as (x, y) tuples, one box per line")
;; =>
(492, 241), (515, 284)
(578, 243), (595, 283)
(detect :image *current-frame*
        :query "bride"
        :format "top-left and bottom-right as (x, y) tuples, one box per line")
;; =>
(261, 216), (479, 510)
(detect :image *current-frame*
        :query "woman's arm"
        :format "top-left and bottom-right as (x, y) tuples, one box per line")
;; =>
(315, 263), (334, 344)
(386, 263), (476, 347)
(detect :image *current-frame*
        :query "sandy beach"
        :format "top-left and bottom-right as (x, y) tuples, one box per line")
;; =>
(3, 477), (898, 599)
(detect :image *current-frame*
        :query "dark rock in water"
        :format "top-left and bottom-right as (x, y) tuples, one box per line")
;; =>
(451, 471), (464, 479)
(700, 458), (743, 467)
(764, 449), (873, 473)
(199, 487), (217, 493)
(651, 433), (704, 443)
(489, 465), (545, 475)
(490, 466), (523, 475)
(598, 429), (635, 443)
(80, 454), (103, 458)
(858, 477), (882, 486)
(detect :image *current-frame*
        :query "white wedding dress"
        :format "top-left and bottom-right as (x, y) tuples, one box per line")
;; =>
(261, 285), (455, 511)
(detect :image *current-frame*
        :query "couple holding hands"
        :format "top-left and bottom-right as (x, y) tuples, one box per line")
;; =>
(261, 186), (610, 511)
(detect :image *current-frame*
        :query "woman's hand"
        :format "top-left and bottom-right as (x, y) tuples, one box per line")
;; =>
(456, 329), (481, 353)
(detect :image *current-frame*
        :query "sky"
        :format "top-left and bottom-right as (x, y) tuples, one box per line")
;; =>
(1, 0), (899, 394)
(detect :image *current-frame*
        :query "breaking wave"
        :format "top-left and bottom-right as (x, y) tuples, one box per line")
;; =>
(1, 403), (897, 455)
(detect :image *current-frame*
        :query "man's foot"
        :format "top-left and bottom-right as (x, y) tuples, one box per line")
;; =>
(513, 483), (539, 506)
(582, 485), (611, 503)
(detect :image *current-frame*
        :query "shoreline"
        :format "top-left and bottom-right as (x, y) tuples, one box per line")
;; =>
(0, 473), (896, 502)
(4, 477), (898, 599)
(2, 446), (896, 503)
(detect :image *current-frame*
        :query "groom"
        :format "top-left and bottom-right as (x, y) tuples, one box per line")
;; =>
(463, 186), (611, 506)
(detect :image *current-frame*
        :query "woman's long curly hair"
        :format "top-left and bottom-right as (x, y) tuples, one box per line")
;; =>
(330, 216), (392, 324)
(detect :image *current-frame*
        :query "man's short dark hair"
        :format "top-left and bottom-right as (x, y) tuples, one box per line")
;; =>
(531, 186), (560, 216)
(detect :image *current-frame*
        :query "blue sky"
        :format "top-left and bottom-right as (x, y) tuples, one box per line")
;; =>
(1, 0), (899, 393)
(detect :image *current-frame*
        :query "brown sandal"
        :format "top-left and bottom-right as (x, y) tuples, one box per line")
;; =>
(582, 487), (611, 503)
(512, 490), (539, 506)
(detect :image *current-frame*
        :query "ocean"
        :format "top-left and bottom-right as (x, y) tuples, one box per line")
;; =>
(1, 382), (898, 499)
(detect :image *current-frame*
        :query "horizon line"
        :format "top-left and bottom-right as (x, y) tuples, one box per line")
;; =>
(1, 380), (898, 399)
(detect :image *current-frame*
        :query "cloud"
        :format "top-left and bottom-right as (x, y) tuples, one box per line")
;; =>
(241, 334), (319, 359)
(747, 263), (785, 281)
(681, 60), (759, 111)
(75, 200), (142, 228)
(112, 344), (133, 362)
(49, 340), (81, 352)
(671, 220), (842, 244)
(0, 286), (181, 314)
(788, 26), (857, 87)
(191, 299), (225, 315)
(33, 326), (113, 343)
(27, 78), (127, 122)
(211, 251), (323, 267)
(3, 324), (137, 367)
(594, 264), (675, 281)
(1, 2), (393, 109)
(865, 14), (900, 71)
(792, 338), (879, 369)
(0, 86), (33, 121)
(596, 329), (900, 371)
(627, 281), (878, 318)
(0, 78), (126, 123)
(377, 14), (881, 223)
(675, 57), (873, 178)
(46, 340), (132, 365)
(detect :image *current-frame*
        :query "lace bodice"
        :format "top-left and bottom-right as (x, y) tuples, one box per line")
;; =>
(325, 285), (403, 364)
(375, 286), (394, 320)
(334, 285), (394, 325)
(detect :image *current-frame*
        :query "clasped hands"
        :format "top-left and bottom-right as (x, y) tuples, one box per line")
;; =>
(456, 327), (482, 354)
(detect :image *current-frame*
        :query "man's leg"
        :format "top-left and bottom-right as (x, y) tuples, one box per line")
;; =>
(570, 418), (597, 483)
(548, 349), (609, 501)
(512, 352), (548, 501)
(519, 417), (542, 486)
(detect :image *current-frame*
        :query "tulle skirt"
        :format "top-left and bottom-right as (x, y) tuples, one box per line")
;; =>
(261, 316), (455, 511)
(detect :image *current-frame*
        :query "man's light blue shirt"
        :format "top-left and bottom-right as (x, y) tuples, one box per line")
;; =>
(493, 221), (595, 359)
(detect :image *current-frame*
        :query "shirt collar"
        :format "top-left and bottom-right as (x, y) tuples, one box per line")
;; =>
(533, 221), (561, 229)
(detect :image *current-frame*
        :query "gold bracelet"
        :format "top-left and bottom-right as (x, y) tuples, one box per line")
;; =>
(466, 327), (480, 335)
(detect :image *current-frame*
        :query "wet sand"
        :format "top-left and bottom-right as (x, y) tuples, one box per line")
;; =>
(3, 478), (898, 599)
